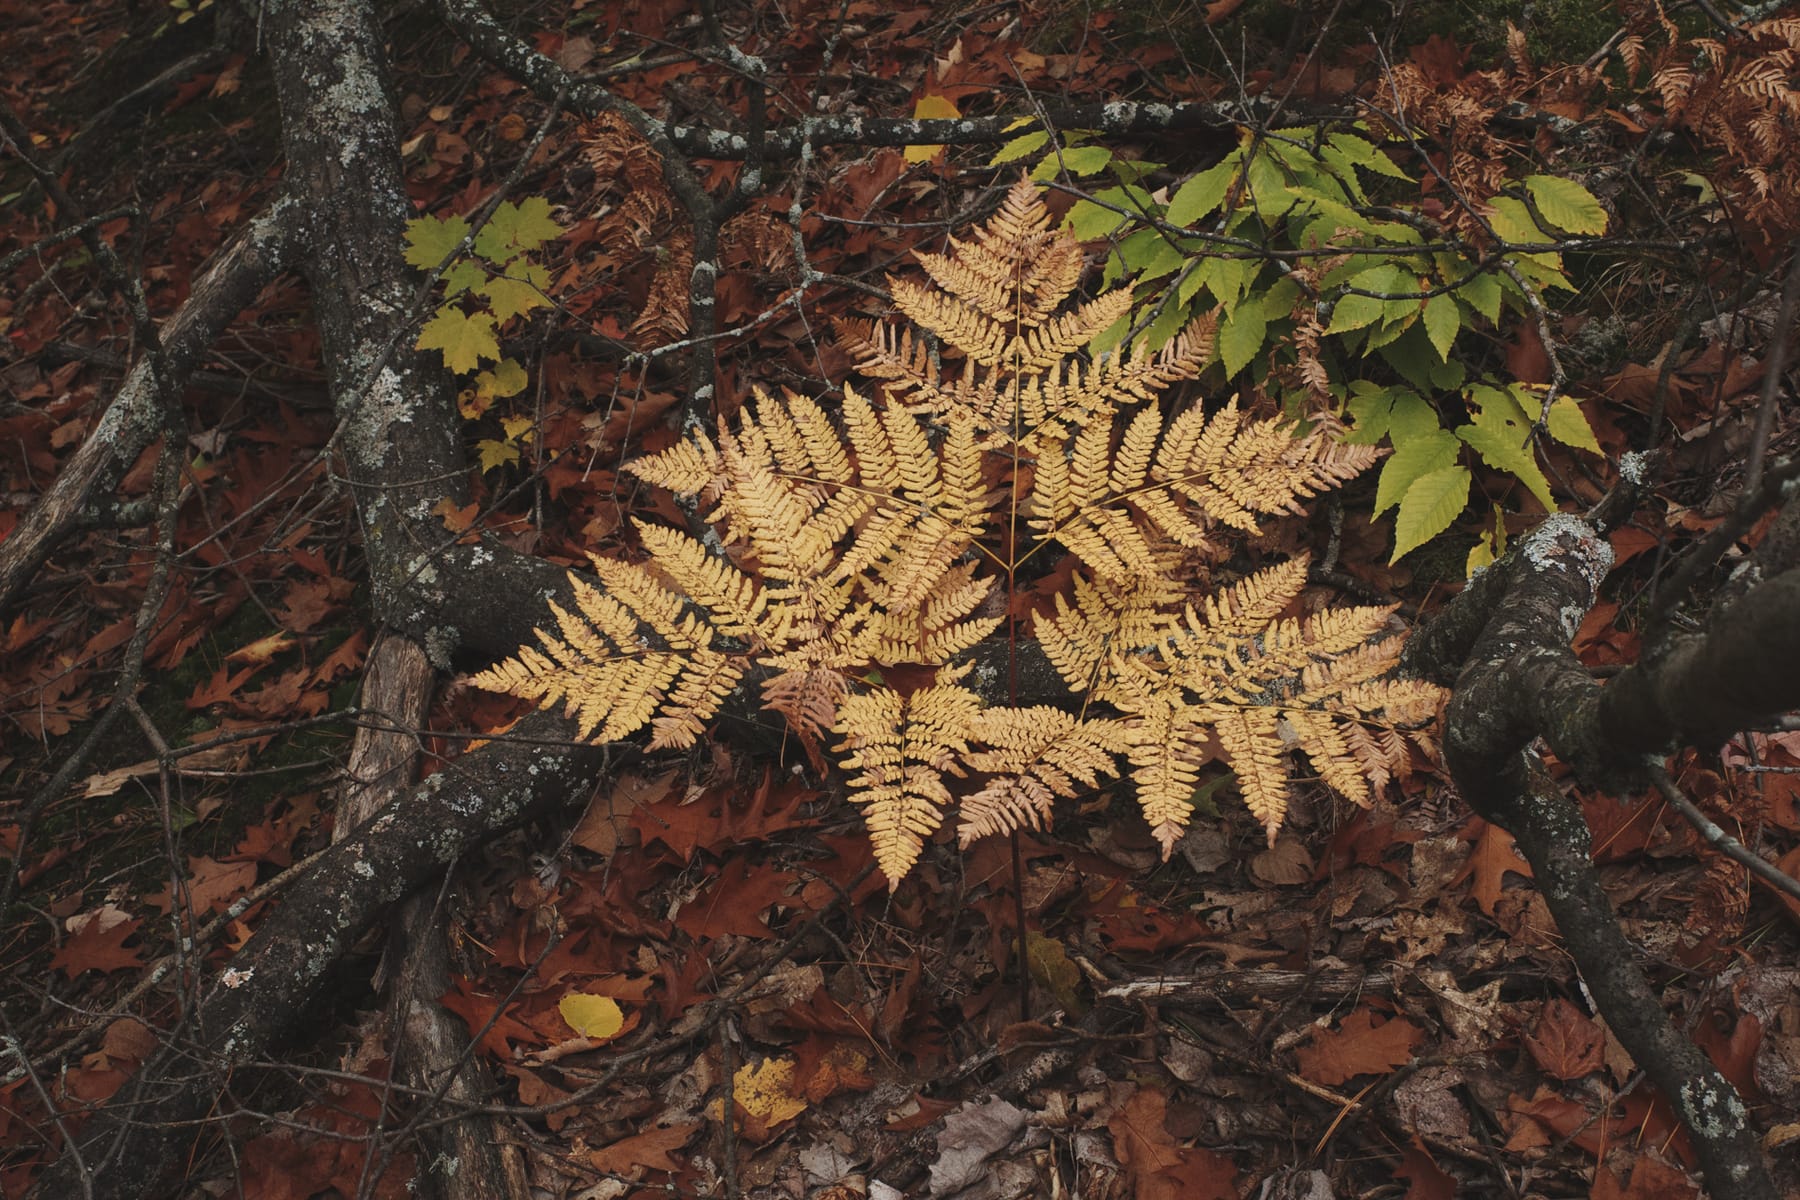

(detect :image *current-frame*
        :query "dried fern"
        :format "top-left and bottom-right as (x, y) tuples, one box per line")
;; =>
(472, 179), (1443, 886)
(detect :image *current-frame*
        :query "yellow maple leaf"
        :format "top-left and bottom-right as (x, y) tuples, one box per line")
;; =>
(416, 307), (499, 374)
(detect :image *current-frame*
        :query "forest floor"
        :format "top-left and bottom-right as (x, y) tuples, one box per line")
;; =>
(4, 0), (1800, 1197)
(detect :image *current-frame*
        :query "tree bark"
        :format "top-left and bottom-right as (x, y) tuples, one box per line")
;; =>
(339, 635), (528, 1200)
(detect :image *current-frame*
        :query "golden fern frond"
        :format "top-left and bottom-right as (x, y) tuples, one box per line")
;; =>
(835, 403), (990, 614)
(957, 709), (1131, 843)
(1189, 556), (1310, 639)
(1092, 555), (1444, 844)
(650, 648), (745, 750)
(1011, 316), (1216, 443)
(1116, 691), (1215, 855)
(835, 683), (983, 885)
(892, 277), (1014, 366)
(634, 522), (772, 643)
(479, 177), (1439, 884)
(627, 428), (723, 496)
(1213, 706), (1291, 843)
(1017, 290), (1137, 370)
(1281, 709), (1370, 807)
(1032, 398), (1382, 580)
(469, 561), (740, 745)
(1034, 570), (1181, 694)
(717, 430), (843, 584)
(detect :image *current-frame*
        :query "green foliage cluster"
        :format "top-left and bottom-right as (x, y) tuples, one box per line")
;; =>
(998, 124), (1607, 568)
(405, 198), (565, 472)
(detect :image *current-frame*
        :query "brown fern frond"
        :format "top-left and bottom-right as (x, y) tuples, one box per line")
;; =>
(633, 231), (693, 346)
(762, 665), (848, 773)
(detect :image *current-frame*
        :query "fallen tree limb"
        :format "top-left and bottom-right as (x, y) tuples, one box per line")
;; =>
(1405, 516), (1787, 1200)
(0, 196), (299, 616)
(338, 634), (528, 1200)
(27, 708), (606, 1200)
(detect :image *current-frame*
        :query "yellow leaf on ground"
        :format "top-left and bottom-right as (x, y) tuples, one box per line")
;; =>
(558, 992), (625, 1040)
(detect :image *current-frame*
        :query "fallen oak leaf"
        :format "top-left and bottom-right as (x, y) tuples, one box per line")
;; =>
(51, 911), (144, 978)
(1524, 997), (1604, 1081)
(1455, 819), (1532, 916)
(589, 1122), (700, 1177)
(1295, 1005), (1424, 1087)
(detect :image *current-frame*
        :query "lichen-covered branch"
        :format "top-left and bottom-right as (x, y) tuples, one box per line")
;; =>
(1405, 515), (1786, 1200)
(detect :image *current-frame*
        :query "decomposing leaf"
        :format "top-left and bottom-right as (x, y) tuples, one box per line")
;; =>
(1524, 997), (1604, 1081)
(1458, 821), (1532, 916)
(711, 1057), (807, 1141)
(1107, 1084), (1239, 1200)
(51, 911), (143, 978)
(589, 1122), (700, 1176)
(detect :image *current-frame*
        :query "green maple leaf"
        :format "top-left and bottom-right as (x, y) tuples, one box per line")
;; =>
(473, 198), (563, 263)
(417, 307), (499, 374)
(473, 357), (528, 401)
(475, 438), (520, 472)
(403, 213), (472, 270)
(478, 261), (552, 322)
(442, 260), (487, 301)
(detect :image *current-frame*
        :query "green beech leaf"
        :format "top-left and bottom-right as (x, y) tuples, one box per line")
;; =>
(1166, 157), (1240, 226)
(990, 129), (1049, 165)
(1545, 395), (1602, 453)
(1326, 290), (1383, 334)
(1374, 427), (1460, 515)
(1422, 293), (1460, 361)
(1524, 175), (1608, 235)
(1218, 302), (1267, 376)
(1057, 145), (1114, 176)
(1457, 400), (1554, 511)
(1066, 199), (1127, 241)
(1391, 465), (1471, 562)
(1325, 131), (1410, 180)
(1459, 271), (1503, 324)
(1486, 196), (1548, 244)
